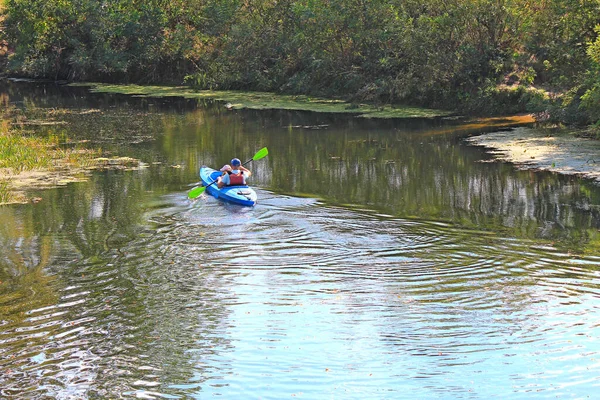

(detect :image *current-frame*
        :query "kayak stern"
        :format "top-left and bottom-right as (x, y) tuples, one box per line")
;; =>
(199, 166), (257, 207)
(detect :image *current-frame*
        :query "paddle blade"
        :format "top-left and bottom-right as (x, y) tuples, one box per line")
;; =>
(253, 147), (268, 161)
(188, 185), (206, 199)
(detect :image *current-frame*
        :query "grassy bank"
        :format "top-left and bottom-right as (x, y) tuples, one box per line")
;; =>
(71, 83), (453, 119)
(0, 108), (101, 204)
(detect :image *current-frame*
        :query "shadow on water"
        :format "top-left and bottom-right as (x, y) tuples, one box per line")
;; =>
(2, 80), (600, 399)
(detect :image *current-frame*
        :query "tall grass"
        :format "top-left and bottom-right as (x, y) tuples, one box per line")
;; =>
(0, 180), (10, 204)
(0, 106), (101, 204)
(1, 106), (100, 173)
(0, 132), (54, 171)
(0, 131), (100, 172)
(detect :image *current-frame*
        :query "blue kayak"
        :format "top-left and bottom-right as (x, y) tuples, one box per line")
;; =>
(199, 166), (257, 207)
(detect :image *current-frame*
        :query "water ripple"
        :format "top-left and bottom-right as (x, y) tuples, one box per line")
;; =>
(3, 196), (600, 398)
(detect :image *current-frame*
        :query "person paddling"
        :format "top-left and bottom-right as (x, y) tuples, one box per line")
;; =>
(217, 158), (251, 188)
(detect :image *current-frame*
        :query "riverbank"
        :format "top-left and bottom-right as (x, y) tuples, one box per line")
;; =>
(4, 79), (600, 206)
(466, 127), (600, 182)
(70, 82), (453, 119)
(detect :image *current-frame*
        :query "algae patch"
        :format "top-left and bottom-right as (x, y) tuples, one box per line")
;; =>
(0, 156), (144, 205)
(70, 82), (452, 119)
(467, 127), (600, 182)
(0, 104), (144, 205)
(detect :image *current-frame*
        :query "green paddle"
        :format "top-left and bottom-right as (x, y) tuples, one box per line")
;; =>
(188, 147), (269, 199)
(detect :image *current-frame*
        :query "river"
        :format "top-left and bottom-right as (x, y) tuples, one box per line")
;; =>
(1, 81), (600, 399)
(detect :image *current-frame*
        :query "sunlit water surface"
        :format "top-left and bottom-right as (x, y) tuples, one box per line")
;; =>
(1, 81), (600, 399)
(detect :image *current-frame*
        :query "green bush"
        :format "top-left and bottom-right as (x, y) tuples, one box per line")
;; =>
(457, 85), (549, 116)
(2, 0), (600, 128)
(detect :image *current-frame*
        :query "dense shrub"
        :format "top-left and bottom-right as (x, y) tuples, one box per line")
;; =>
(1, 0), (600, 124)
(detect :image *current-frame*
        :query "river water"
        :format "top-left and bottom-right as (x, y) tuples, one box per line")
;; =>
(1, 81), (600, 399)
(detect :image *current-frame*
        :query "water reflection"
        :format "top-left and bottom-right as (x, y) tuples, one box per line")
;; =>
(1, 81), (600, 398)
(2, 80), (600, 249)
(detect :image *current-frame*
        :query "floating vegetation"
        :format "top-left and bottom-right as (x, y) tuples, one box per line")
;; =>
(93, 156), (143, 169)
(0, 132), (100, 204)
(70, 82), (452, 119)
(0, 104), (142, 205)
(0, 133), (54, 171)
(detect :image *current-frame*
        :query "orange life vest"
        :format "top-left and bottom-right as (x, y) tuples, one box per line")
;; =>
(228, 171), (245, 186)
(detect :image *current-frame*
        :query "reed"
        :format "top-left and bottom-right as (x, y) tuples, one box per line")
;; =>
(0, 180), (10, 204)
(0, 106), (101, 204)
(1, 104), (100, 171)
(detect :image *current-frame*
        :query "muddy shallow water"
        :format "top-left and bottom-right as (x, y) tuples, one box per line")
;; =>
(1, 81), (600, 399)
(467, 127), (600, 182)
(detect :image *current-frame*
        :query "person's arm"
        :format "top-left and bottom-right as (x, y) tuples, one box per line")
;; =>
(239, 166), (251, 177)
(217, 173), (228, 188)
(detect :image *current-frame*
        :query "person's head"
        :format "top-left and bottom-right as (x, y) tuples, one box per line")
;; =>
(231, 158), (241, 169)
(220, 164), (232, 172)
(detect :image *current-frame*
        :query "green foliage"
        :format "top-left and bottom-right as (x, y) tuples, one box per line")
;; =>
(522, 0), (599, 88)
(459, 84), (549, 116)
(580, 25), (600, 125)
(579, 76), (600, 126)
(2, 0), (600, 125)
(184, 72), (216, 91)
(581, 82), (600, 123)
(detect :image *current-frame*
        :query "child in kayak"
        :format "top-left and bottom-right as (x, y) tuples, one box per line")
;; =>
(217, 158), (251, 188)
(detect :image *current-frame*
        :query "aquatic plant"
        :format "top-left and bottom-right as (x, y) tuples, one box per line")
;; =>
(0, 180), (10, 203)
(0, 131), (54, 171)
(72, 83), (451, 119)
(0, 105), (102, 204)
